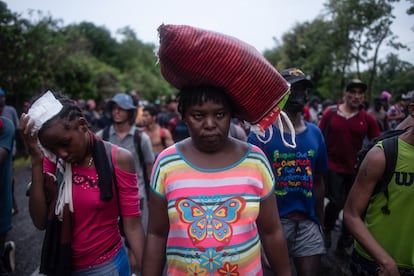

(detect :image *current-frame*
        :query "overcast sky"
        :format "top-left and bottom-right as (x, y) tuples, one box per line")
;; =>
(4, 0), (413, 62)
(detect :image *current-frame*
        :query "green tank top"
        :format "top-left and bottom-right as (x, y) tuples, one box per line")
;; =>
(355, 138), (414, 269)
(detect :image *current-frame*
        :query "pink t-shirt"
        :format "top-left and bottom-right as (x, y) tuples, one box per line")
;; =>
(43, 146), (140, 269)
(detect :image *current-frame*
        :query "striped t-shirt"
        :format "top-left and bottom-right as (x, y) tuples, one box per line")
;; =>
(151, 143), (274, 275)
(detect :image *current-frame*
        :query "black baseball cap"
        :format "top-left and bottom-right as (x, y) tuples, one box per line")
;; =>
(280, 68), (313, 88)
(346, 79), (367, 92)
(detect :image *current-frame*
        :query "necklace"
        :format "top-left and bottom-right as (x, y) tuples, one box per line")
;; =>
(87, 156), (94, 168)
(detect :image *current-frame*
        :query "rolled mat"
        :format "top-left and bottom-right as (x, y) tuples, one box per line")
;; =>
(157, 24), (290, 131)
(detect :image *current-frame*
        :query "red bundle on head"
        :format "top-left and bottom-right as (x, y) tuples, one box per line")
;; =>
(157, 24), (290, 130)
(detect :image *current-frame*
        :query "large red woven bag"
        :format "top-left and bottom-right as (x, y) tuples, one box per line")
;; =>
(157, 24), (290, 130)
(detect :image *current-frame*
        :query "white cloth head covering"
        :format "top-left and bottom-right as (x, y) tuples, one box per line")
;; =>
(27, 91), (63, 133)
(27, 91), (63, 161)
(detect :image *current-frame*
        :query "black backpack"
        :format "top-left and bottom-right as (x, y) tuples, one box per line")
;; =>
(355, 128), (408, 215)
(102, 126), (150, 199)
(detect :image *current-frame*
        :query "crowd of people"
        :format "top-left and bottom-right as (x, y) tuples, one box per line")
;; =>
(0, 74), (413, 275)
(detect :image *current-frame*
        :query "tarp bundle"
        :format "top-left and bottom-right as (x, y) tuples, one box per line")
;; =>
(157, 24), (290, 132)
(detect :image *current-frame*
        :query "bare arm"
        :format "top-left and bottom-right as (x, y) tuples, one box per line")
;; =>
(145, 163), (153, 186)
(20, 114), (48, 229)
(29, 149), (48, 230)
(343, 147), (399, 275)
(395, 116), (414, 130)
(164, 129), (175, 147)
(142, 189), (169, 276)
(115, 147), (146, 273)
(257, 193), (291, 276)
(123, 216), (145, 273)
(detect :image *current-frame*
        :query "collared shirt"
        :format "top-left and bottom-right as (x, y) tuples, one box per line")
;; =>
(97, 125), (154, 199)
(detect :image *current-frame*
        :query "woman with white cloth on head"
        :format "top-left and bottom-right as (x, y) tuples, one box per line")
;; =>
(20, 91), (145, 276)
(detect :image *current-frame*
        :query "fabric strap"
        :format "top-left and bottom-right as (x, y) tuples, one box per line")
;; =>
(91, 134), (113, 201)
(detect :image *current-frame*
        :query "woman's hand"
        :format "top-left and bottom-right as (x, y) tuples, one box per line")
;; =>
(19, 113), (43, 159)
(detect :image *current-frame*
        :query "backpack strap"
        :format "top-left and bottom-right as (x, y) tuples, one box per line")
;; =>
(160, 127), (167, 149)
(103, 141), (114, 172)
(134, 128), (150, 199)
(102, 126), (144, 170)
(376, 135), (399, 215)
(103, 141), (117, 195)
(133, 128), (145, 171)
(381, 135), (399, 189)
(102, 125), (110, 141)
(103, 126), (149, 199)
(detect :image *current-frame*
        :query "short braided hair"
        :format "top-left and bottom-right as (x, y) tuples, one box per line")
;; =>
(38, 93), (84, 137)
(177, 86), (235, 118)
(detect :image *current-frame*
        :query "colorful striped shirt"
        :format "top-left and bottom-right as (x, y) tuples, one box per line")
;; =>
(151, 143), (274, 276)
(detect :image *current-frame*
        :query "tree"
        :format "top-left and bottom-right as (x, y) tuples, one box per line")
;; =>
(114, 26), (175, 101)
(371, 53), (414, 98)
(264, 19), (344, 100)
(63, 22), (119, 67)
(0, 0), (176, 108)
(406, 0), (414, 14)
(0, 1), (68, 108)
(324, 0), (406, 100)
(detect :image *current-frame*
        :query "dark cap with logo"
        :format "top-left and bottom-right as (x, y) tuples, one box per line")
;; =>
(346, 79), (367, 92)
(280, 68), (313, 88)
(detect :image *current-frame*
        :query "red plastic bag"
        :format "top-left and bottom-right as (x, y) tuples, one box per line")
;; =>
(157, 24), (290, 130)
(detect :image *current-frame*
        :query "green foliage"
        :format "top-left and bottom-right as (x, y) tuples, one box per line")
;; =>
(54, 53), (123, 100)
(371, 54), (414, 98)
(263, 0), (412, 102)
(13, 156), (31, 168)
(0, 3), (66, 104)
(0, 1), (173, 109)
(64, 22), (119, 66)
(406, 0), (414, 14)
(323, 0), (405, 100)
(0, 0), (412, 111)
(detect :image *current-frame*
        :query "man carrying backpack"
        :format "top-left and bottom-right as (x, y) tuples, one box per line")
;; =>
(319, 79), (380, 256)
(344, 93), (414, 275)
(96, 93), (154, 275)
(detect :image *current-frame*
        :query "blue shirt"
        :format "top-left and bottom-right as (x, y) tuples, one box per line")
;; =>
(248, 122), (328, 224)
(0, 116), (15, 234)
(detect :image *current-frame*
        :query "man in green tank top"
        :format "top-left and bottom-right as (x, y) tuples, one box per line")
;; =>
(344, 92), (414, 275)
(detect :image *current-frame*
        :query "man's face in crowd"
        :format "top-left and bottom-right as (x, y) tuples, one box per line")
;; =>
(345, 87), (365, 109)
(284, 81), (309, 114)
